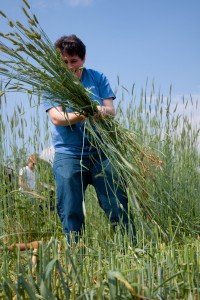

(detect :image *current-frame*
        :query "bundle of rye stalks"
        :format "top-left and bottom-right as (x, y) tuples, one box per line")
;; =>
(0, 0), (167, 237)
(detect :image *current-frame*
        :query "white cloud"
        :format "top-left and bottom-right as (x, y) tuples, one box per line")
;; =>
(144, 93), (200, 126)
(34, 0), (49, 9)
(167, 94), (200, 152)
(63, 0), (94, 7)
(141, 93), (200, 152)
(40, 145), (55, 165)
(34, 0), (94, 9)
(171, 94), (200, 126)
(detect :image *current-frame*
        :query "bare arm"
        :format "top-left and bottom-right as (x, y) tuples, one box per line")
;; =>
(47, 105), (86, 126)
(47, 98), (115, 126)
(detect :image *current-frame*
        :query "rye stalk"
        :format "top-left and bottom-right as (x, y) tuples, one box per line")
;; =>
(0, 0), (167, 237)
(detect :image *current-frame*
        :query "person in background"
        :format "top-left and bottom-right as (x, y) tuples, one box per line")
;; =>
(43, 34), (136, 245)
(18, 154), (39, 192)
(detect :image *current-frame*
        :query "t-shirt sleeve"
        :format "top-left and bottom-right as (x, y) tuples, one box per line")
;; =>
(42, 99), (60, 112)
(98, 73), (116, 100)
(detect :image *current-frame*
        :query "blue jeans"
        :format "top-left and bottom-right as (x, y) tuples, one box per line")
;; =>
(53, 152), (136, 244)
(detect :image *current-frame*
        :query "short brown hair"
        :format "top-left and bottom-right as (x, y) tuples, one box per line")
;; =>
(54, 34), (86, 59)
(27, 154), (38, 165)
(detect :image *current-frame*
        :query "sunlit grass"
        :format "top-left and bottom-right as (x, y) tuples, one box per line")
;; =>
(0, 0), (172, 238)
(0, 2), (199, 298)
(0, 80), (199, 298)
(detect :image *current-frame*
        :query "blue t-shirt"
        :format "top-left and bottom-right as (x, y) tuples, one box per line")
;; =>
(43, 68), (115, 156)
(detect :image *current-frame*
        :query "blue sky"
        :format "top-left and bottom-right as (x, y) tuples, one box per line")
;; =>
(0, 0), (200, 156)
(1, 0), (200, 96)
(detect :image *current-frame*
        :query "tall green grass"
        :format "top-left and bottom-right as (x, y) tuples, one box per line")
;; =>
(0, 0), (172, 238)
(0, 81), (199, 299)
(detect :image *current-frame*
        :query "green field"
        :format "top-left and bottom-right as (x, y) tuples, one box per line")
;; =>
(0, 83), (199, 299)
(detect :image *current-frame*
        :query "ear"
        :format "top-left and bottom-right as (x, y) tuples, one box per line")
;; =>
(82, 56), (86, 64)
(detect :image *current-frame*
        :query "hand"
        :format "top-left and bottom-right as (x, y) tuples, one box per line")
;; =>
(94, 106), (107, 120)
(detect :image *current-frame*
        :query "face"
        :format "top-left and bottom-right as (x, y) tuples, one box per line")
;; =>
(62, 54), (85, 79)
(28, 160), (35, 170)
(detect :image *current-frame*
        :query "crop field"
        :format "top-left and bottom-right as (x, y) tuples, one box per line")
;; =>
(0, 83), (199, 299)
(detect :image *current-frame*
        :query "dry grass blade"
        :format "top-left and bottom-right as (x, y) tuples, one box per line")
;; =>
(108, 270), (149, 299)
